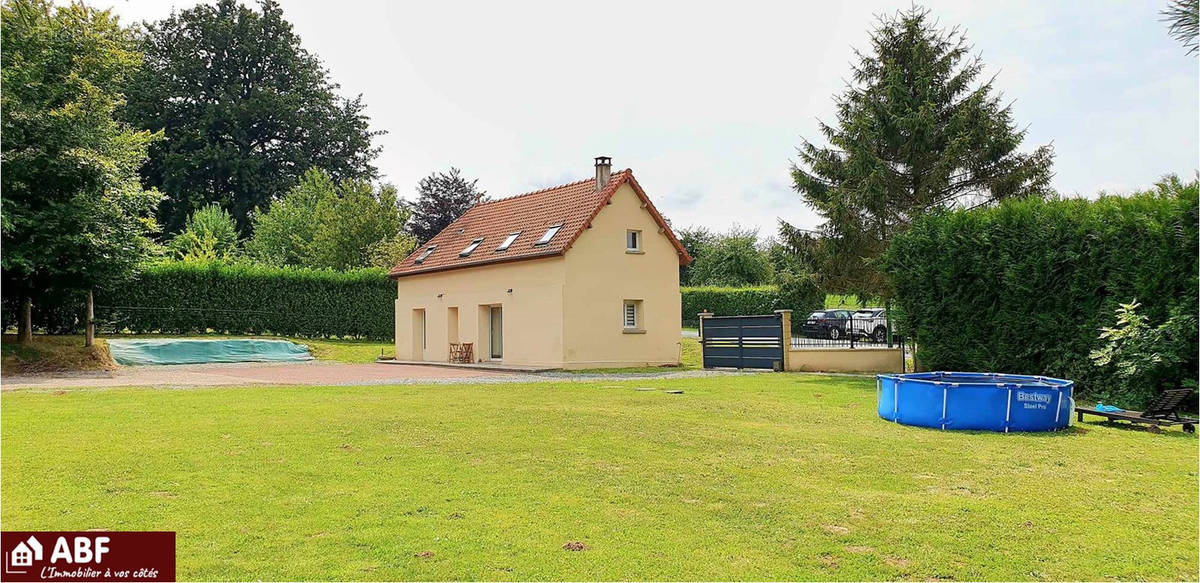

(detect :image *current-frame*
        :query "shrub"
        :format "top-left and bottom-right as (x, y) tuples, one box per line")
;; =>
(168, 203), (241, 260)
(1090, 301), (1198, 407)
(681, 279), (824, 330)
(96, 261), (395, 339)
(882, 177), (1198, 408)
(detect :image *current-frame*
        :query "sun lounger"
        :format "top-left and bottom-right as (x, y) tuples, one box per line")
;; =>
(1076, 388), (1197, 433)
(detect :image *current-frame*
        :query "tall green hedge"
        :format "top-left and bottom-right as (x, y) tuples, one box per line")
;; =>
(98, 261), (396, 339)
(681, 275), (824, 330)
(883, 186), (1198, 406)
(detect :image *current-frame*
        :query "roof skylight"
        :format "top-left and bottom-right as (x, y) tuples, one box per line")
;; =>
(459, 237), (485, 257)
(534, 224), (563, 246)
(413, 245), (436, 264)
(496, 232), (521, 252)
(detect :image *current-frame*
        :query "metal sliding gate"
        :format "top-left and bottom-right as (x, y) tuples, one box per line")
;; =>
(700, 314), (785, 370)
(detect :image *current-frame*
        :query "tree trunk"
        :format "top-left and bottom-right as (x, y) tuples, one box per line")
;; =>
(85, 290), (95, 347)
(18, 297), (32, 344)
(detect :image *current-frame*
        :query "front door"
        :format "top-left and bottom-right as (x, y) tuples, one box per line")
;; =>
(412, 308), (426, 360)
(489, 306), (503, 359)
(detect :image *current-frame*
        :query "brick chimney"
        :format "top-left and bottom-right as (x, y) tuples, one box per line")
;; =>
(594, 156), (612, 191)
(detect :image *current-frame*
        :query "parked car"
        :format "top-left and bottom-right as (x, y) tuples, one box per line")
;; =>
(849, 308), (890, 342)
(801, 309), (854, 339)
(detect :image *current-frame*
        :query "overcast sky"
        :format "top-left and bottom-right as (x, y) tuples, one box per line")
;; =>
(99, 0), (1198, 235)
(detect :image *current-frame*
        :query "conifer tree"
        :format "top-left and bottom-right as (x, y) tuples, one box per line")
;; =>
(792, 7), (1054, 298)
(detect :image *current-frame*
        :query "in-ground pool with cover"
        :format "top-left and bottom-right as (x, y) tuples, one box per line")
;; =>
(877, 371), (1074, 432)
(107, 338), (313, 366)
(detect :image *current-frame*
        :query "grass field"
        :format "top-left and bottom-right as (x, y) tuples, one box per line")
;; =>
(3, 375), (1195, 581)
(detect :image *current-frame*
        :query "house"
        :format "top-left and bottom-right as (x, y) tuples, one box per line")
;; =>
(388, 157), (692, 369)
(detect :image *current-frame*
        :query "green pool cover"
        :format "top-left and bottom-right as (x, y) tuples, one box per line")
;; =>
(107, 338), (313, 366)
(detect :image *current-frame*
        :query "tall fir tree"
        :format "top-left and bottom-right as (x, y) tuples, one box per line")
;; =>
(124, 0), (382, 234)
(792, 6), (1054, 299)
(406, 167), (486, 245)
(1161, 0), (1199, 54)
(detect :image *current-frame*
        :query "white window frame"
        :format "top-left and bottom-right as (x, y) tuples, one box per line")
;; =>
(626, 229), (643, 253)
(459, 237), (485, 257)
(496, 231), (521, 252)
(534, 224), (563, 246)
(622, 300), (644, 333)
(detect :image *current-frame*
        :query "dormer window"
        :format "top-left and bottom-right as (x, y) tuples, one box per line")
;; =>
(413, 245), (436, 264)
(459, 237), (484, 257)
(534, 224), (563, 246)
(496, 232), (521, 252)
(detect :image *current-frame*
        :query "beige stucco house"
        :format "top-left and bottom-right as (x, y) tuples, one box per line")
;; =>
(389, 157), (692, 369)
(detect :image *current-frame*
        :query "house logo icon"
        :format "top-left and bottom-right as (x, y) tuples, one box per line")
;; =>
(6, 535), (43, 572)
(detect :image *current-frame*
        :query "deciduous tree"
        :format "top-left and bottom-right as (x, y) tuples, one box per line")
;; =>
(124, 0), (382, 234)
(406, 167), (486, 245)
(1, 0), (162, 342)
(247, 168), (412, 270)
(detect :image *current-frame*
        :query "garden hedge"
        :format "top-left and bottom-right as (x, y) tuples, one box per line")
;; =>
(681, 275), (824, 331)
(97, 261), (396, 339)
(882, 187), (1198, 407)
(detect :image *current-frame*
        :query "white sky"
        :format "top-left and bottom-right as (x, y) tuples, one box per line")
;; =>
(99, 0), (1199, 235)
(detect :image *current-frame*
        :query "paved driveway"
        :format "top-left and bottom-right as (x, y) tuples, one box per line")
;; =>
(1, 361), (539, 390)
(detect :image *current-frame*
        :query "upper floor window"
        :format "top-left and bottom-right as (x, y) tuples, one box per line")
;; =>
(534, 224), (563, 246)
(496, 232), (521, 252)
(626, 229), (642, 253)
(414, 245), (437, 264)
(459, 237), (484, 257)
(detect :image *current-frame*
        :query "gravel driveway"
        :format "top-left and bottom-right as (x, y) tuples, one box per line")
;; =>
(1, 361), (753, 391)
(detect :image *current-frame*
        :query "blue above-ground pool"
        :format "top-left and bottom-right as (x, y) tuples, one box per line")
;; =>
(877, 371), (1074, 432)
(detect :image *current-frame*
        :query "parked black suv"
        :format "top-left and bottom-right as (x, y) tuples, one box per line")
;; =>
(801, 309), (854, 339)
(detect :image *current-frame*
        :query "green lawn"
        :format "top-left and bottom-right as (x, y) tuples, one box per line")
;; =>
(571, 337), (701, 374)
(2, 375), (1195, 581)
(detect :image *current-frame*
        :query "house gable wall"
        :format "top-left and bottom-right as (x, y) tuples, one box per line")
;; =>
(561, 183), (683, 368)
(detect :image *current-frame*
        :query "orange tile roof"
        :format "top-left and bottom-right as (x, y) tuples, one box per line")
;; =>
(388, 169), (692, 278)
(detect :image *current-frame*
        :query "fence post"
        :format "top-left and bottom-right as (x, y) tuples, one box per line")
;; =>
(85, 290), (94, 348)
(698, 311), (712, 368)
(774, 309), (792, 372)
(849, 313), (855, 349)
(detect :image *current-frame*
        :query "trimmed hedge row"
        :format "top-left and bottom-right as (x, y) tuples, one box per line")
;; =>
(882, 188), (1198, 407)
(98, 261), (396, 339)
(682, 286), (779, 326)
(681, 277), (825, 329)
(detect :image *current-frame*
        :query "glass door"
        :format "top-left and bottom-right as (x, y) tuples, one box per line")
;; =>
(489, 306), (503, 359)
